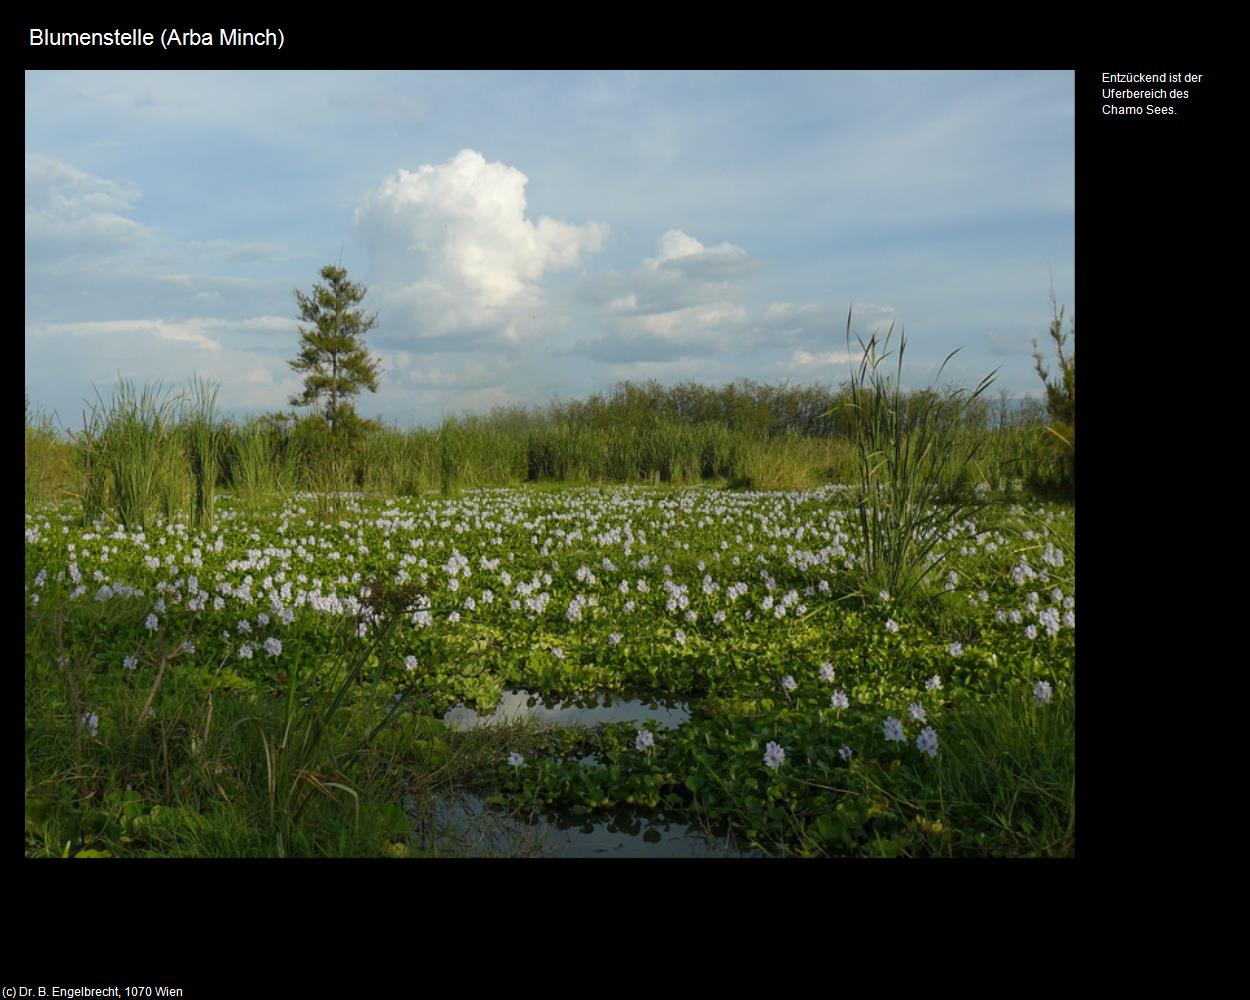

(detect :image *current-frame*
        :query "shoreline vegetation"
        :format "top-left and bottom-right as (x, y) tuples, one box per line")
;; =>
(25, 338), (1074, 858)
(25, 372), (1073, 517)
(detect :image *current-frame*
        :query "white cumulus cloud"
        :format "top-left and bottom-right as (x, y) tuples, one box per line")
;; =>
(355, 149), (607, 346)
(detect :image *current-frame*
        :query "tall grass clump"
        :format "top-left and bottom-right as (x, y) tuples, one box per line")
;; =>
(184, 377), (221, 528)
(25, 399), (72, 509)
(231, 423), (273, 505)
(844, 313), (996, 605)
(90, 380), (182, 531)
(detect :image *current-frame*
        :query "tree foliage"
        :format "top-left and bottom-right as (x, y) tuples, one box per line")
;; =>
(289, 265), (382, 425)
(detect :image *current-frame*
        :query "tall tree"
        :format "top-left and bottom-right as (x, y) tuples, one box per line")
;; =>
(289, 264), (382, 426)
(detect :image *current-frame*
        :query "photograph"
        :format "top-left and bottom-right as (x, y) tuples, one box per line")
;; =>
(25, 67), (1077, 860)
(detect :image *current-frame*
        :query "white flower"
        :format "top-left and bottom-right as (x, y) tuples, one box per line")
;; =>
(819, 662), (835, 682)
(508, 752), (525, 768)
(781, 675), (797, 692)
(123, 655), (138, 671)
(763, 741), (786, 769)
(830, 690), (849, 710)
(264, 637), (283, 658)
(915, 726), (939, 758)
(885, 618), (899, 634)
(925, 675), (942, 692)
(608, 632), (622, 645)
(635, 728), (655, 752)
(908, 702), (927, 723)
(948, 641), (963, 657)
(448, 611), (460, 623)
(883, 717), (906, 743)
(1034, 680), (1054, 705)
(879, 591), (890, 603)
(404, 655), (419, 672)
(838, 744), (853, 761)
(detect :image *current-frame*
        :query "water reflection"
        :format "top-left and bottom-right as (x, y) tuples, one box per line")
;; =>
(443, 688), (690, 732)
(409, 792), (759, 858)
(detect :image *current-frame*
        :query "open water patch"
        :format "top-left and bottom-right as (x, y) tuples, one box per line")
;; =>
(408, 792), (759, 858)
(443, 688), (689, 732)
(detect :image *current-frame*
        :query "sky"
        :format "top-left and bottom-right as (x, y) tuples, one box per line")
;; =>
(25, 70), (1075, 427)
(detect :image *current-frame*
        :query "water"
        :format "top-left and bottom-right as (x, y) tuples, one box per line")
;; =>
(443, 688), (690, 731)
(409, 792), (760, 858)
(430, 690), (758, 856)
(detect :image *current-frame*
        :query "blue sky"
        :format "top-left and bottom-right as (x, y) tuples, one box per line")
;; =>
(25, 70), (1074, 426)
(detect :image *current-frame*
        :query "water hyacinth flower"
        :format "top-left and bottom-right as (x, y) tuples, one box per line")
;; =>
(781, 675), (797, 692)
(144, 614), (160, 632)
(916, 727), (939, 758)
(925, 675), (942, 692)
(838, 744), (853, 761)
(885, 618), (899, 634)
(883, 717), (906, 743)
(608, 631), (622, 645)
(674, 630), (687, 646)
(264, 637), (283, 657)
(404, 655), (418, 672)
(1025, 624), (1038, 640)
(948, 641), (963, 657)
(238, 643), (253, 660)
(635, 728), (655, 752)
(763, 741), (785, 769)
(552, 647), (565, 659)
(508, 752), (525, 768)
(819, 662), (835, 682)
(1034, 680), (1054, 705)
(80, 711), (100, 737)
(908, 702), (927, 723)
(123, 655), (138, 671)
(830, 690), (849, 710)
